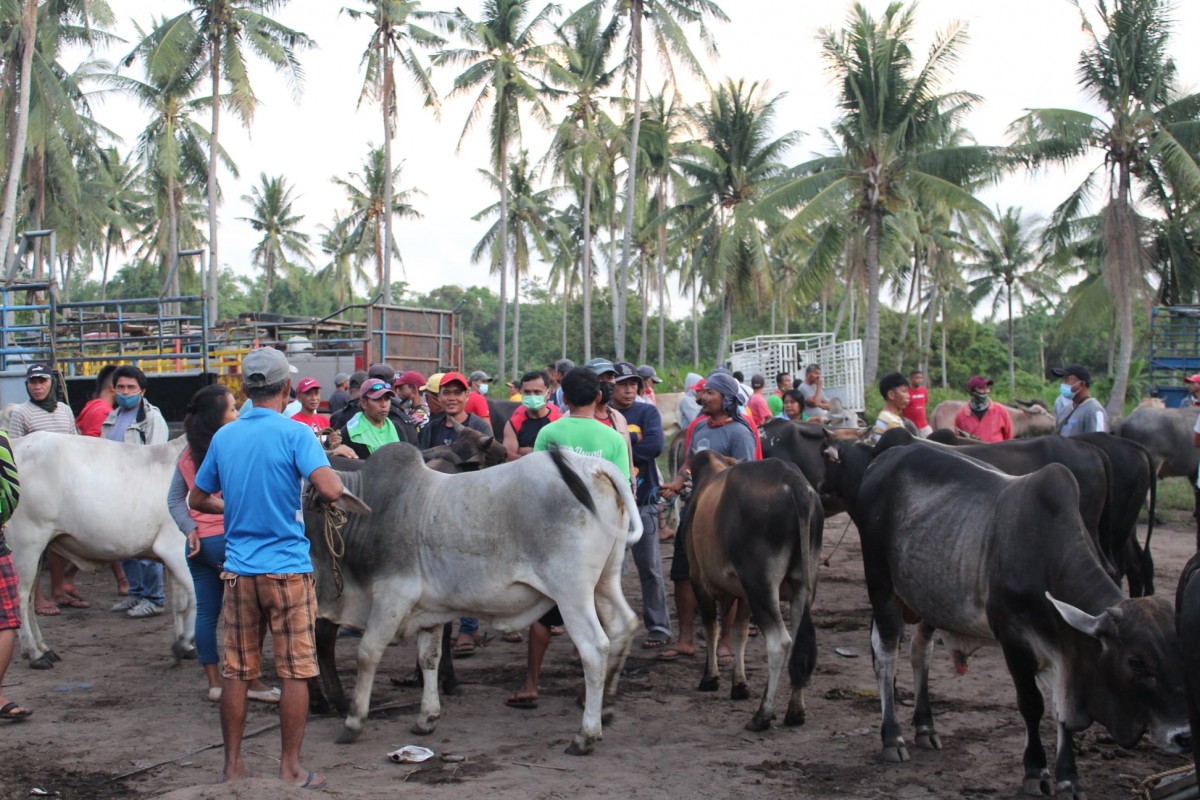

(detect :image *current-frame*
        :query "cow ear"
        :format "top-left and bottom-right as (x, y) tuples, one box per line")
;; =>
(823, 445), (840, 463)
(335, 489), (371, 516)
(1046, 592), (1115, 639)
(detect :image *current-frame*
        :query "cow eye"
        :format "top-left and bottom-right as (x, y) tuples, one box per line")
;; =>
(1128, 656), (1149, 675)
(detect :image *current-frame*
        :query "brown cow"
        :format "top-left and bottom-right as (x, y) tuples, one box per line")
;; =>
(684, 449), (824, 731)
(931, 399), (1055, 438)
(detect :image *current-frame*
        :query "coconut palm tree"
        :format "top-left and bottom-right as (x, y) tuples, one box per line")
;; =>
(0, 0), (39, 272)
(672, 78), (796, 363)
(1010, 0), (1200, 415)
(768, 3), (1002, 386)
(332, 144), (422, 297)
(434, 0), (557, 381)
(126, 0), (313, 325)
(343, 0), (444, 305)
(318, 214), (372, 307)
(85, 147), (146, 301)
(967, 207), (1063, 393)
(240, 173), (312, 312)
(472, 150), (557, 375)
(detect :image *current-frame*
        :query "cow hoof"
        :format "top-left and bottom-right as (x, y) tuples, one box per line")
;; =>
(1022, 773), (1052, 796)
(882, 745), (909, 763)
(783, 708), (806, 727)
(29, 653), (55, 670)
(1054, 780), (1085, 800)
(171, 641), (197, 663)
(335, 726), (362, 745)
(45, 649), (61, 663)
(730, 683), (750, 701)
(697, 676), (719, 692)
(745, 715), (771, 732)
(564, 736), (596, 756)
(915, 730), (941, 750)
(411, 718), (439, 736)
(441, 680), (462, 697)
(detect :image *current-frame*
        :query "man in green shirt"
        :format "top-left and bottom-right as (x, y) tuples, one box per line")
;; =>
(505, 367), (630, 710)
(338, 379), (402, 458)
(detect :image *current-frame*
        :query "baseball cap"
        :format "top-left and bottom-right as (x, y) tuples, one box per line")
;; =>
(421, 372), (445, 393)
(439, 371), (469, 391)
(1051, 364), (1092, 385)
(1186, 374), (1200, 384)
(25, 363), (52, 379)
(334, 372), (350, 386)
(242, 348), (297, 389)
(637, 364), (663, 384)
(296, 377), (321, 394)
(966, 375), (993, 392)
(468, 370), (492, 383)
(348, 370), (368, 389)
(612, 361), (641, 383)
(584, 357), (616, 376)
(750, 373), (765, 389)
(361, 379), (394, 400)
(368, 362), (396, 383)
(396, 369), (426, 389)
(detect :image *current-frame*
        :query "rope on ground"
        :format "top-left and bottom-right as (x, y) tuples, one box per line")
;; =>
(822, 516), (853, 567)
(108, 720), (281, 782)
(1132, 763), (1196, 800)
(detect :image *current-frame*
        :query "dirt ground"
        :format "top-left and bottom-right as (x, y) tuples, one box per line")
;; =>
(1, 514), (1195, 800)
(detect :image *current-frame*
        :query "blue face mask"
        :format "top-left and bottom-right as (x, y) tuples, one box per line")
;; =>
(1059, 383), (1075, 399)
(478, 383), (490, 396)
(115, 392), (141, 410)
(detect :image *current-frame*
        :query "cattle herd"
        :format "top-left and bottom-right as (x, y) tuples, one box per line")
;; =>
(6, 397), (1200, 797)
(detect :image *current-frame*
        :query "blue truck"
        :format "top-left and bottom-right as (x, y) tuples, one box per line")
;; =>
(1148, 305), (1200, 407)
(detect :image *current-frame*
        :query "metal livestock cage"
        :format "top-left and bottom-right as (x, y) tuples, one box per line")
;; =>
(727, 333), (865, 412)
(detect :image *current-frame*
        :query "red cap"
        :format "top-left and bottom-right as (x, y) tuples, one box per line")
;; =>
(296, 377), (321, 394)
(687, 378), (706, 391)
(396, 369), (426, 389)
(438, 371), (469, 392)
(966, 375), (993, 392)
(1186, 374), (1200, 384)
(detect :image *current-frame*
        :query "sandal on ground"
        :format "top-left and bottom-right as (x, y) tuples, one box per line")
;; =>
(248, 687), (281, 704)
(34, 604), (60, 617)
(501, 630), (524, 643)
(656, 647), (696, 662)
(642, 635), (670, 649)
(504, 691), (538, 710)
(54, 595), (90, 609)
(0, 701), (33, 720)
(451, 637), (478, 658)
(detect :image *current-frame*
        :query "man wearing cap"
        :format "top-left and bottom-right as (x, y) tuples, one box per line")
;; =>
(465, 370), (493, 432)
(798, 364), (830, 419)
(636, 364), (663, 406)
(548, 358), (575, 411)
(422, 373), (445, 416)
(9, 364), (80, 616)
(1184, 374), (1200, 407)
(657, 371), (758, 662)
(328, 373), (351, 416)
(418, 371), (491, 450)
(952, 375), (1012, 443)
(190, 347), (349, 789)
(291, 378), (329, 434)
(609, 362), (672, 649)
(394, 370), (429, 429)
(1053, 364), (1108, 436)
(336, 379), (413, 458)
(103, 365), (171, 618)
(767, 372), (794, 417)
(503, 369), (562, 461)
(746, 374), (772, 430)
(586, 358), (633, 454)
(329, 371), (369, 430)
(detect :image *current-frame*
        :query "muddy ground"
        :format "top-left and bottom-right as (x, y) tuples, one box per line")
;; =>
(1, 514), (1195, 800)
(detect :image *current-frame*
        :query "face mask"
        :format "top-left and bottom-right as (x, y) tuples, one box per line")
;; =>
(968, 392), (990, 412)
(598, 382), (615, 405)
(478, 383), (490, 396)
(522, 394), (546, 411)
(1059, 383), (1075, 399)
(116, 392), (141, 410)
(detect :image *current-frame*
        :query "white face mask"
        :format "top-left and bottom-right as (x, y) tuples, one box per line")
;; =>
(478, 383), (490, 396)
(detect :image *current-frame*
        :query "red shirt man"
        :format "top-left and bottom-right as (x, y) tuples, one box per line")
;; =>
(464, 370), (493, 431)
(903, 369), (931, 433)
(290, 377), (330, 433)
(953, 375), (1012, 443)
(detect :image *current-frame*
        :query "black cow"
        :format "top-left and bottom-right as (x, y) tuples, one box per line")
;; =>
(760, 418), (845, 515)
(684, 450), (823, 731)
(829, 436), (1189, 797)
(1178, 552), (1200, 769)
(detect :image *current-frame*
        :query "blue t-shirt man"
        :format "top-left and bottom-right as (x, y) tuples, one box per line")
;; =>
(195, 406), (330, 575)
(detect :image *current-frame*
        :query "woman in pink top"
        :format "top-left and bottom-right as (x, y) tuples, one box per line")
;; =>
(168, 385), (277, 703)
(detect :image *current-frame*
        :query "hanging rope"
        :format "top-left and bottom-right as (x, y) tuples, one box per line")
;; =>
(1132, 764), (1195, 800)
(306, 487), (348, 599)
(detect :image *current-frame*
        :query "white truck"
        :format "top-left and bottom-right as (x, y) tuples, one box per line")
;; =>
(728, 333), (865, 412)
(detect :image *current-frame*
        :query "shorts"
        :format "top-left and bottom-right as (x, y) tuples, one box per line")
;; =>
(0, 551), (20, 631)
(538, 605), (564, 628)
(221, 572), (318, 681)
(670, 497), (696, 582)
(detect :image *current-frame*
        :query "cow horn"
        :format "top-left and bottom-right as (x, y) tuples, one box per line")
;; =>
(451, 417), (465, 432)
(1046, 591), (1114, 639)
(479, 435), (494, 450)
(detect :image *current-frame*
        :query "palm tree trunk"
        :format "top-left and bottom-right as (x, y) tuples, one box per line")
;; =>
(864, 206), (882, 385)
(101, 243), (112, 302)
(896, 246), (919, 371)
(262, 251), (273, 313)
(207, 33), (222, 327)
(609, 219), (618, 338)
(923, 281), (938, 377)
(582, 174), (593, 361)
(832, 286), (849, 340)
(639, 255), (648, 364)
(1007, 283), (1015, 394)
(512, 262), (521, 376)
(497, 133), (509, 381)
(915, 267), (924, 368)
(615, 2), (645, 363)
(940, 294), (948, 389)
(691, 279), (699, 369)
(656, 182), (666, 365)
(1105, 166), (1141, 418)
(167, 175), (180, 302)
(381, 27), (395, 306)
(561, 281), (568, 359)
(718, 292), (732, 364)
(0, 0), (37, 272)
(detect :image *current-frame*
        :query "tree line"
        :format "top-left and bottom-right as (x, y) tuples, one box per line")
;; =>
(1, 0), (1198, 417)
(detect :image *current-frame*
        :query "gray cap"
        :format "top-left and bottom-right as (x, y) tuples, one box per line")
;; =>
(348, 370), (368, 388)
(751, 373), (765, 388)
(242, 348), (297, 389)
(334, 372), (350, 386)
(584, 357), (616, 376)
(636, 364), (662, 384)
(469, 370), (492, 383)
(368, 362), (396, 383)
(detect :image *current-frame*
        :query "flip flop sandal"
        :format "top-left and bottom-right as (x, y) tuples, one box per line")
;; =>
(642, 637), (670, 649)
(504, 695), (538, 710)
(655, 648), (696, 662)
(501, 631), (524, 643)
(0, 701), (33, 720)
(451, 640), (477, 658)
(35, 605), (61, 617)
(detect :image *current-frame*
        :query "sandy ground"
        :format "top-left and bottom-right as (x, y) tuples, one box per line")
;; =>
(1, 514), (1195, 800)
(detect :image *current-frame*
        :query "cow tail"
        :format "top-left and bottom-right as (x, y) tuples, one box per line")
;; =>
(548, 446), (597, 515)
(1143, 451), (1156, 573)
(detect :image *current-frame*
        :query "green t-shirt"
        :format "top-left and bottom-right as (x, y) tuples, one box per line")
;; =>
(345, 412), (401, 454)
(533, 416), (631, 481)
(767, 393), (783, 416)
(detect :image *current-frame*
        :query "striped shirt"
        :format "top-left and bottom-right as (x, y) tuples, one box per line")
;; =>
(7, 402), (77, 438)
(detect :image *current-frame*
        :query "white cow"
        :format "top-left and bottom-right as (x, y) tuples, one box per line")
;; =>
(9, 432), (195, 667)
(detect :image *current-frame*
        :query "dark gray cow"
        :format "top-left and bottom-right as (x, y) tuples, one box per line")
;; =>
(832, 437), (1189, 798)
(1178, 552), (1200, 769)
(304, 443), (641, 755)
(1118, 404), (1200, 548)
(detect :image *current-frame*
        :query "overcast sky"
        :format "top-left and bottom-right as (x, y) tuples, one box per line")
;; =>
(78, 0), (1200, 316)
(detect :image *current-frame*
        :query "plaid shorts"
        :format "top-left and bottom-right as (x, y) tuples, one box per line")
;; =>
(0, 551), (21, 631)
(220, 572), (318, 681)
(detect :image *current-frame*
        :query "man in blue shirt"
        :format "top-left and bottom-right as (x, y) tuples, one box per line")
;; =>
(190, 347), (348, 789)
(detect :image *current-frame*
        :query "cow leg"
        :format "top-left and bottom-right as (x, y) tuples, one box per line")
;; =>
(910, 621), (940, 750)
(438, 622), (460, 696)
(1000, 642), (1051, 797)
(729, 596), (753, 703)
(557, 599), (610, 756)
(1053, 722), (1084, 799)
(311, 618), (346, 715)
(155, 532), (197, 662)
(11, 539), (52, 666)
(869, 611), (908, 763)
(693, 580), (721, 693)
(594, 569), (637, 704)
(337, 602), (408, 744)
(783, 598), (817, 727)
(413, 626), (444, 736)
